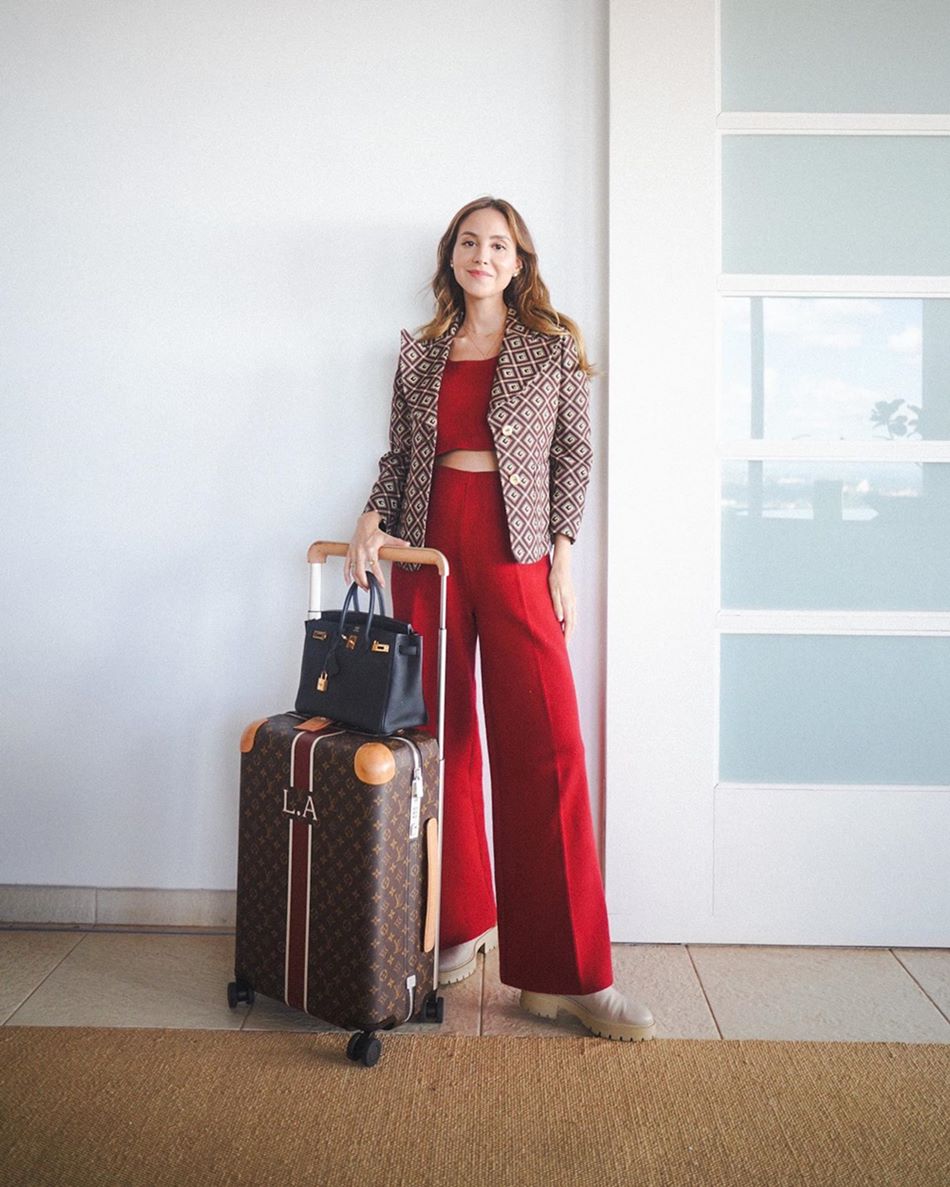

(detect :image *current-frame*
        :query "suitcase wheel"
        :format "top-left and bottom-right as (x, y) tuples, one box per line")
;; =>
(346, 1031), (382, 1067)
(227, 980), (255, 1009)
(422, 991), (445, 1023)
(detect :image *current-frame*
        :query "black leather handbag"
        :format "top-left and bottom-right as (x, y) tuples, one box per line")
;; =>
(294, 573), (427, 735)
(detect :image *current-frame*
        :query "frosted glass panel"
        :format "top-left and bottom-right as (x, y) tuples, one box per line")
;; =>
(721, 298), (950, 442)
(719, 635), (950, 784)
(722, 136), (950, 276)
(721, 0), (950, 114)
(721, 461), (950, 610)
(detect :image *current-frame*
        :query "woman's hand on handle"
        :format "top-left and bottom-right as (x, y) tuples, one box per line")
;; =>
(344, 510), (410, 591)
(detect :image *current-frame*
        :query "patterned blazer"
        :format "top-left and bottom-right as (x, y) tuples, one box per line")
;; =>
(362, 303), (593, 571)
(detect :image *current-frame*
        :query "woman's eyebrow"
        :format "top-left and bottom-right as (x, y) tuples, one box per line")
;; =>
(458, 229), (511, 242)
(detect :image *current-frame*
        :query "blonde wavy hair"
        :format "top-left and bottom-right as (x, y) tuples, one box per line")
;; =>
(415, 195), (598, 379)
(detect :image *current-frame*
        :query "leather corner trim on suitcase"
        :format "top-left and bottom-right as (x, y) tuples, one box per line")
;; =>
(240, 717), (270, 753)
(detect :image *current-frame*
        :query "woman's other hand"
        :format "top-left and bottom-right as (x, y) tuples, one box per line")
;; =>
(344, 511), (410, 591)
(549, 535), (577, 643)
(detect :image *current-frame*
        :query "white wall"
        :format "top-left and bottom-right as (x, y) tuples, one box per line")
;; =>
(1, 0), (608, 893)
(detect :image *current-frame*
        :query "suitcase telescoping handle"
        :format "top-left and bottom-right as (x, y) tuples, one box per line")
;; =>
(306, 540), (449, 991)
(305, 541), (449, 761)
(307, 540), (449, 576)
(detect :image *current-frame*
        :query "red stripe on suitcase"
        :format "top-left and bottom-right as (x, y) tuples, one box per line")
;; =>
(285, 818), (311, 1010)
(284, 723), (343, 1012)
(291, 727), (316, 788)
(285, 731), (315, 1010)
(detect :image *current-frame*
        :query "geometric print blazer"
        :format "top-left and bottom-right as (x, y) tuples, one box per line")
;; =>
(362, 302), (593, 572)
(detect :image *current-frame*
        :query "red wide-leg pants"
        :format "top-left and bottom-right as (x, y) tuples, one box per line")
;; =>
(390, 465), (614, 995)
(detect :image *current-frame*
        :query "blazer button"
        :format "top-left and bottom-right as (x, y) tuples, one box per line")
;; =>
(501, 424), (515, 436)
(510, 473), (523, 486)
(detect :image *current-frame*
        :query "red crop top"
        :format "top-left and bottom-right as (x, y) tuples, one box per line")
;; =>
(434, 356), (498, 455)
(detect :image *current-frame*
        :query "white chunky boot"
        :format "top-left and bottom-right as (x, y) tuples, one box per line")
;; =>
(437, 925), (499, 986)
(519, 984), (656, 1041)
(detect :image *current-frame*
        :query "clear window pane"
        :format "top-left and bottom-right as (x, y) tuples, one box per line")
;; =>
(721, 297), (950, 442)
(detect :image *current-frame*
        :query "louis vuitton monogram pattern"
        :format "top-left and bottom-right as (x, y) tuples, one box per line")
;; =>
(362, 305), (593, 571)
(234, 714), (440, 1031)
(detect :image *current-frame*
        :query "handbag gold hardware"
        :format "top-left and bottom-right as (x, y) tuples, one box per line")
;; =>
(317, 671), (328, 692)
(311, 629), (328, 640)
(371, 640), (390, 653)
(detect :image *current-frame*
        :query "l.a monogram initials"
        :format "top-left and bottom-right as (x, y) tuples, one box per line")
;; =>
(282, 786), (317, 822)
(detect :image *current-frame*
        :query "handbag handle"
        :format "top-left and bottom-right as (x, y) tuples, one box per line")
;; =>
(341, 571), (389, 620)
(336, 572), (387, 653)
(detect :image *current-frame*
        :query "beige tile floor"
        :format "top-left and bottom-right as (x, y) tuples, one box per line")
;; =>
(1, 928), (948, 1043)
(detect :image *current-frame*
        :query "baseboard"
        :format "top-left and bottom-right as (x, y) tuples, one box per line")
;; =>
(0, 885), (236, 928)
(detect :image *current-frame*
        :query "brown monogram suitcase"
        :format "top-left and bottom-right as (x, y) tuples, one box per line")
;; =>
(227, 541), (450, 1067)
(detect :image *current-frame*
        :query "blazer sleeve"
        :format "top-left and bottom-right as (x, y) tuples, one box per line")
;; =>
(548, 331), (593, 543)
(361, 355), (410, 532)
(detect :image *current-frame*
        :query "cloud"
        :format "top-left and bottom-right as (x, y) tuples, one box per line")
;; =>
(806, 331), (863, 349)
(887, 326), (922, 354)
(764, 296), (886, 349)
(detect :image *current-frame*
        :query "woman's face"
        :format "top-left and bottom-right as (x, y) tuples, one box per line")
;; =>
(450, 207), (521, 302)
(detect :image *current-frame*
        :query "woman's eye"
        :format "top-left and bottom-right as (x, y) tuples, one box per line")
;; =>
(459, 238), (507, 250)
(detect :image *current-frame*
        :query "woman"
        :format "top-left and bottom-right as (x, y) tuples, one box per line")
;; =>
(345, 196), (655, 1042)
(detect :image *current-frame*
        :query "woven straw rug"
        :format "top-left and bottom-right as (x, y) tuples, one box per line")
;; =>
(1, 1028), (947, 1186)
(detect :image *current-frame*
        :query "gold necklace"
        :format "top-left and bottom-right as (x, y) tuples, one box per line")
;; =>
(459, 321), (503, 359)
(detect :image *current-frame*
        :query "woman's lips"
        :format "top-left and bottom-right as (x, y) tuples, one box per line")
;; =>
(468, 270), (491, 277)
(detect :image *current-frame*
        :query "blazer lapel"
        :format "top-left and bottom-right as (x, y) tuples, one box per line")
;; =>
(491, 305), (562, 415)
(400, 325), (451, 419)
(489, 305), (543, 413)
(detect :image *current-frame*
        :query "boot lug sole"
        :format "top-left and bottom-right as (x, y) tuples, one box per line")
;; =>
(437, 928), (498, 988)
(520, 990), (656, 1042)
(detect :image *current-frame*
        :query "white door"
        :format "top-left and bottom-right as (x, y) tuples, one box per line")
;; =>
(605, 0), (950, 945)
